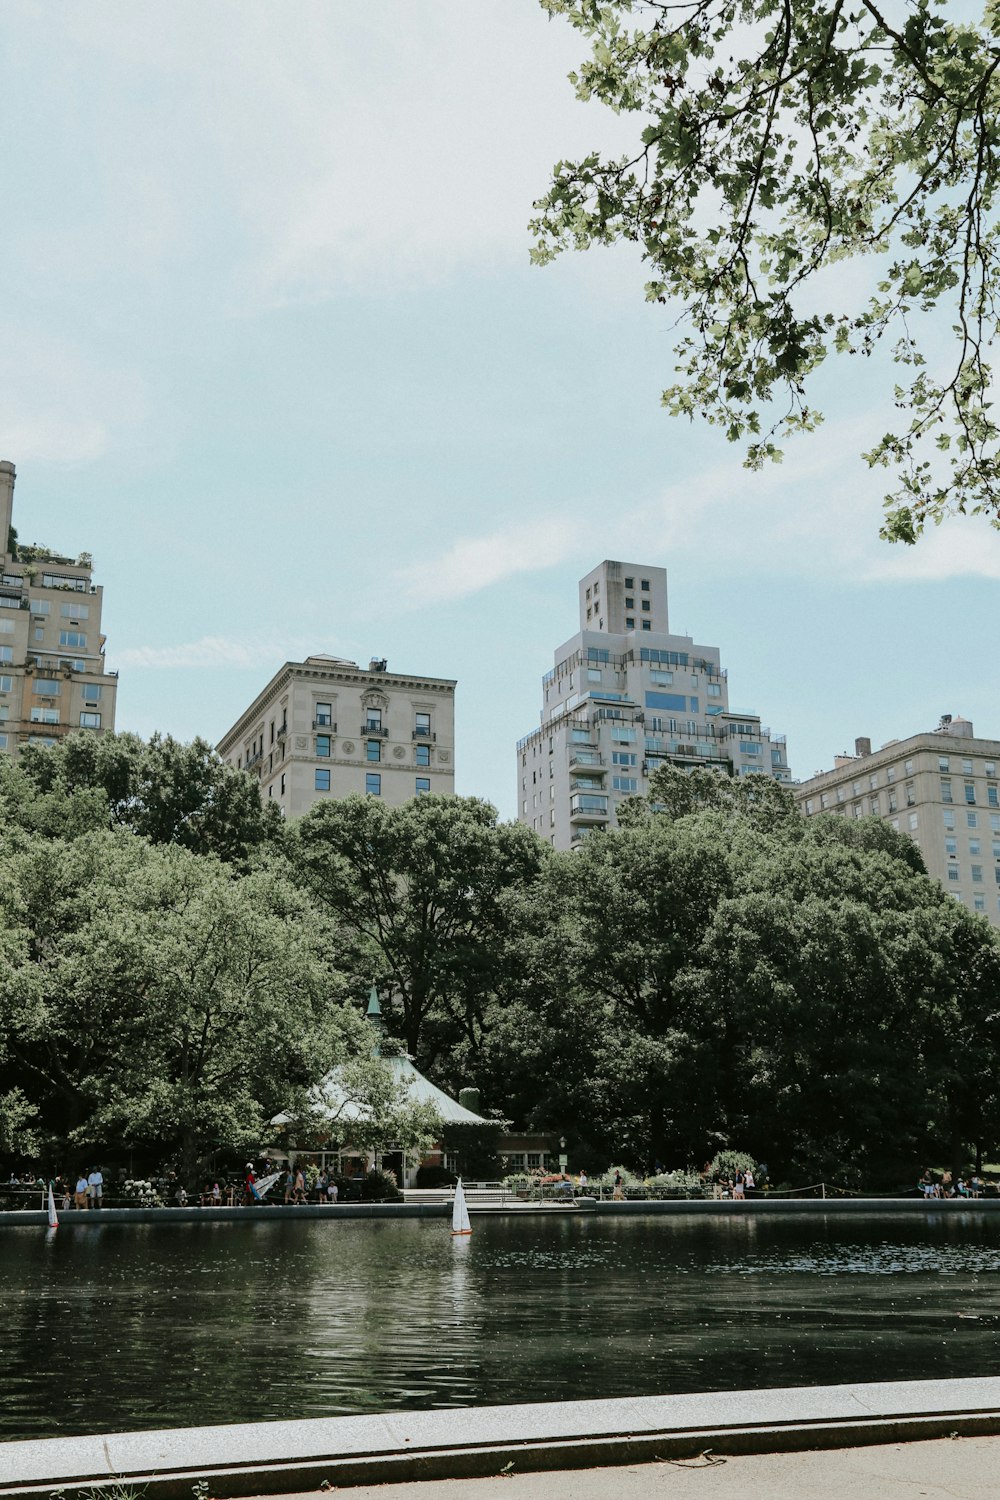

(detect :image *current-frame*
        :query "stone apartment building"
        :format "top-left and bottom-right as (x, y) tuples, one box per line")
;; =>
(217, 653), (456, 818)
(795, 716), (1000, 928)
(0, 460), (117, 759)
(516, 560), (791, 850)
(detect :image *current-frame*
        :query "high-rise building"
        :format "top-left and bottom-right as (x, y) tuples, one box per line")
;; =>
(0, 460), (118, 759)
(516, 560), (791, 849)
(217, 653), (456, 819)
(795, 717), (1000, 928)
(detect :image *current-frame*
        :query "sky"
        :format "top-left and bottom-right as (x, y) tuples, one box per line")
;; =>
(2, 0), (998, 815)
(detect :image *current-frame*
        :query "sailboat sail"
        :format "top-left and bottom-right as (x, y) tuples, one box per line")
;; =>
(451, 1177), (472, 1236)
(47, 1184), (59, 1229)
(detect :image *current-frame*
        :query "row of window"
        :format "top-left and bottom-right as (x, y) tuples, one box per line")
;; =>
(315, 735), (433, 765)
(314, 770), (431, 797)
(0, 709), (101, 728)
(0, 675), (103, 701)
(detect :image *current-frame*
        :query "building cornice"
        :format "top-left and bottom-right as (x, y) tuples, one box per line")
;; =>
(795, 730), (1000, 794)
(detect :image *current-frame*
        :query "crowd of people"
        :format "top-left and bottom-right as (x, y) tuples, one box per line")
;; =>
(918, 1172), (989, 1199)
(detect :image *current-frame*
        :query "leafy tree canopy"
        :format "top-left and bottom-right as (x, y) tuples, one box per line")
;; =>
(532, 0), (1000, 541)
(14, 730), (282, 864)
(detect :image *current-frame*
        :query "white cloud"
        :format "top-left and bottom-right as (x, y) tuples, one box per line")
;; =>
(394, 515), (582, 605)
(114, 634), (317, 670)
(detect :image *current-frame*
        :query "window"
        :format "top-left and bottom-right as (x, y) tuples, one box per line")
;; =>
(641, 579), (650, 590)
(415, 777), (430, 795)
(0, 647), (12, 664)
(641, 600), (651, 611)
(650, 669), (673, 685)
(41, 572), (86, 591)
(30, 707), (59, 724)
(646, 691), (687, 711)
(869, 774), (878, 790)
(944, 809), (956, 829)
(612, 776), (638, 792)
(962, 759), (974, 775)
(940, 779), (953, 802)
(314, 769), (330, 792)
(905, 782), (915, 806)
(610, 726), (636, 742)
(587, 668), (602, 682)
(970, 840), (981, 856)
(975, 896), (986, 912)
(33, 679), (60, 695)
(972, 865), (984, 883)
(414, 712), (431, 737)
(82, 683), (102, 702)
(948, 867), (960, 882)
(992, 814), (1000, 832)
(965, 782), (976, 804)
(888, 791), (897, 813)
(79, 711), (101, 729)
(415, 743), (430, 766)
(707, 683), (722, 697)
(939, 756), (950, 772)
(641, 620), (652, 631)
(280, 774), (286, 796)
(59, 602), (89, 619)
(989, 785), (999, 807)
(905, 759), (914, 776)
(31, 601), (50, 616)
(0, 734), (6, 749)
(852, 781), (862, 796)
(968, 811), (979, 828)
(0, 620), (13, 635)
(315, 701), (332, 726)
(869, 797), (880, 815)
(625, 617), (635, 629)
(366, 772), (381, 796)
(946, 838), (958, 857)
(366, 739), (381, 762)
(0, 676), (10, 692)
(986, 761), (996, 777)
(366, 708), (383, 733)
(612, 751), (637, 766)
(886, 767), (896, 782)
(624, 576), (633, 588)
(625, 596), (634, 608)
(908, 812), (919, 830)
(315, 735), (331, 757)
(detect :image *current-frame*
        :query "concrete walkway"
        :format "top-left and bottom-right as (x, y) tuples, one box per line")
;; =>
(275, 1435), (1000, 1499)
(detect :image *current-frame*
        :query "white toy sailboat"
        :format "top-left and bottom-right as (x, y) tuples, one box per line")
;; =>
(451, 1177), (472, 1236)
(47, 1183), (59, 1229)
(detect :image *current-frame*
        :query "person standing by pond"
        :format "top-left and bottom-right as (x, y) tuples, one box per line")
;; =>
(74, 1173), (88, 1210)
(87, 1167), (103, 1208)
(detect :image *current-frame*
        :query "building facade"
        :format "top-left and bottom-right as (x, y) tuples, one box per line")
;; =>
(218, 653), (456, 819)
(517, 560), (791, 849)
(0, 460), (118, 759)
(795, 717), (1000, 928)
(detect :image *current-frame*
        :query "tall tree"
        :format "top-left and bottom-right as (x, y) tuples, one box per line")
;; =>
(532, 0), (1000, 541)
(291, 794), (549, 1077)
(0, 827), (359, 1176)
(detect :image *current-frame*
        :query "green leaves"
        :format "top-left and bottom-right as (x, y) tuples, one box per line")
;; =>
(531, 0), (1000, 540)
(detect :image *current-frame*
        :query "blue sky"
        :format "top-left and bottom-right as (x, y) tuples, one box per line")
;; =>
(2, 0), (998, 815)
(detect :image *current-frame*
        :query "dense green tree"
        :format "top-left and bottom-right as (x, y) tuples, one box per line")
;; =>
(291, 794), (549, 1078)
(14, 730), (281, 864)
(532, 0), (1000, 541)
(0, 827), (360, 1176)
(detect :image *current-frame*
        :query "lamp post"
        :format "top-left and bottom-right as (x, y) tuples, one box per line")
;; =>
(558, 1136), (568, 1173)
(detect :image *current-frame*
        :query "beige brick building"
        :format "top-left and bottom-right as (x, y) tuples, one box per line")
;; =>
(0, 460), (118, 759)
(517, 560), (791, 850)
(217, 654), (456, 819)
(795, 717), (1000, 927)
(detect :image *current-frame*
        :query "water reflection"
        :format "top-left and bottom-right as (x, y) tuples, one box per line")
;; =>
(2, 1212), (1000, 1440)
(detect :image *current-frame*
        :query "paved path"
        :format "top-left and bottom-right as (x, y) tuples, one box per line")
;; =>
(269, 1435), (1000, 1499)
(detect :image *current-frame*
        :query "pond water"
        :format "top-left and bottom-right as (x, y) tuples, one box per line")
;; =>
(3, 1211), (1000, 1441)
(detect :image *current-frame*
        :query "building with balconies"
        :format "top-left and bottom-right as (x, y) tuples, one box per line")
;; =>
(516, 560), (791, 850)
(0, 460), (118, 759)
(217, 653), (456, 818)
(795, 717), (1000, 928)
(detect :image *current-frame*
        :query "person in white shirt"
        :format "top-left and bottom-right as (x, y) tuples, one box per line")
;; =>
(74, 1175), (89, 1209)
(87, 1168), (103, 1207)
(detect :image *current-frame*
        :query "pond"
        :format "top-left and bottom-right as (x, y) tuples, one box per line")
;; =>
(3, 1211), (1000, 1441)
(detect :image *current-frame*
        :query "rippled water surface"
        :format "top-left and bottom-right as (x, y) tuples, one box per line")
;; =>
(3, 1211), (1000, 1440)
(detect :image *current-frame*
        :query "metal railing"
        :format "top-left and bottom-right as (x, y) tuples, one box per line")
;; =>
(362, 726), (389, 738)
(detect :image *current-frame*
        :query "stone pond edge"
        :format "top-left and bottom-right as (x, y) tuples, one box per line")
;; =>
(4, 1378), (1000, 1496)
